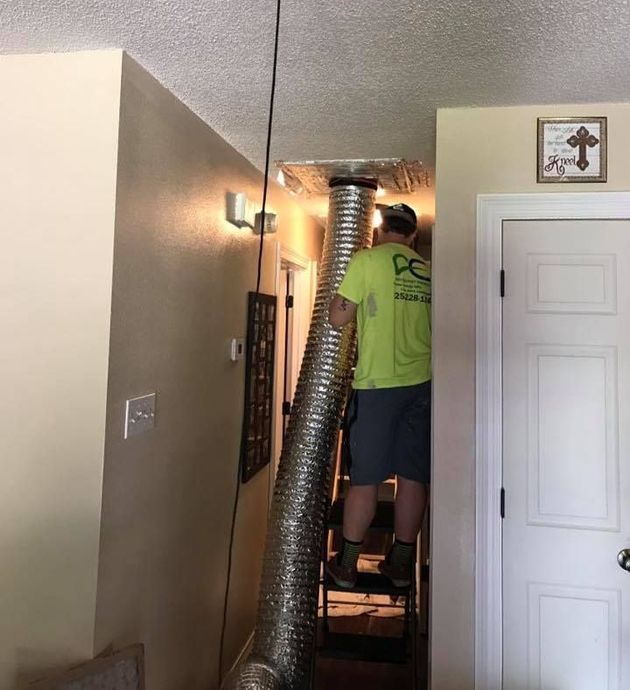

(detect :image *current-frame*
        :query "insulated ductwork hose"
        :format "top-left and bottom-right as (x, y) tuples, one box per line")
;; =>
(229, 179), (376, 690)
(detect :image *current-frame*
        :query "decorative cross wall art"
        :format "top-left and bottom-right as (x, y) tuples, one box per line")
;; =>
(537, 117), (607, 183)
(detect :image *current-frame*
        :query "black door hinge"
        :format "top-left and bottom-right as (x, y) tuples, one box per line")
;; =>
(500, 269), (506, 298)
(282, 401), (291, 416)
(286, 295), (294, 309)
(500, 487), (506, 519)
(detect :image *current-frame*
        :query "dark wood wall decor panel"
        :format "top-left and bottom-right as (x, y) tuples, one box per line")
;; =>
(240, 292), (277, 483)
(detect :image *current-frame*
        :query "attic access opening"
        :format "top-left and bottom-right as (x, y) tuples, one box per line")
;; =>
(275, 158), (433, 260)
(275, 159), (430, 196)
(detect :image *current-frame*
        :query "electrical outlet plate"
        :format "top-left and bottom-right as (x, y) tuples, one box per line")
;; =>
(124, 393), (156, 439)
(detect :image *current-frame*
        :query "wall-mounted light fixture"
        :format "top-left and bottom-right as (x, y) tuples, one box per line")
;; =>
(254, 212), (278, 235)
(226, 192), (256, 229)
(226, 193), (278, 234)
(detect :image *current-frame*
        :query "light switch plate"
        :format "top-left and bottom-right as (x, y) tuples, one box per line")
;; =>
(124, 393), (156, 439)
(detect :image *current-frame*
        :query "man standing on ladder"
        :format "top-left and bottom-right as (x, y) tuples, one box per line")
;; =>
(326, 203), (431, 589)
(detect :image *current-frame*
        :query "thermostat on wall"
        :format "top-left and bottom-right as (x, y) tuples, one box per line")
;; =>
(230, 338), (245, 362)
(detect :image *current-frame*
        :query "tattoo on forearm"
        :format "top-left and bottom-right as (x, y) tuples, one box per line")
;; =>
(340, 298), (349, 311)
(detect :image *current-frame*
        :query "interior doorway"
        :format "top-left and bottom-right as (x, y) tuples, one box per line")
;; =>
(271, 245), (317, 502)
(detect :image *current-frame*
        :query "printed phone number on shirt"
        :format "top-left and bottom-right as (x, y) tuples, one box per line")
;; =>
(394, 291), (431, 303)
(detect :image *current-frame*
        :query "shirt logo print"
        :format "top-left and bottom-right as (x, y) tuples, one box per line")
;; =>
(392, 254), (429, 281)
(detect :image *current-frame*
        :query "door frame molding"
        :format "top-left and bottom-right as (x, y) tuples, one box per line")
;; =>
(475, 191), (630, 689)
(270, 243), (317, 508)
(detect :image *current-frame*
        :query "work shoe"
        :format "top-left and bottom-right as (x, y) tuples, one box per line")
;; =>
(378, 559), (412, 588)
(325, 556), (358, 589)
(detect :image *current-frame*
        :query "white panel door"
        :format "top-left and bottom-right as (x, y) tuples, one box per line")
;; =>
(502, 220), (630, 690)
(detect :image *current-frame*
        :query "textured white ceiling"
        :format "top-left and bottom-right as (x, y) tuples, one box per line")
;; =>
(2, 0), (630, 178)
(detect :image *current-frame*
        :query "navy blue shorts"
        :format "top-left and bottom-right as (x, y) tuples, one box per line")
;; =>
(345, 381), (431, 485)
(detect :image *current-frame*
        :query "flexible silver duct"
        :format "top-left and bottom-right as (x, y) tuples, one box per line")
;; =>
(229, 180), (375, 690)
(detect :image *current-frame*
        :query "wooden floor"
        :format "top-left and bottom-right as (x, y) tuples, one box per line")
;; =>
(314, 615), (428, 690)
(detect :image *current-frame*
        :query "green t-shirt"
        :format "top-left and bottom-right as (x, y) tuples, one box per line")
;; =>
(337, 242), (431, 389)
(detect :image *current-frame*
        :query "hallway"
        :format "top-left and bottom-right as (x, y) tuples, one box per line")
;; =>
(3, 2), (630, 688)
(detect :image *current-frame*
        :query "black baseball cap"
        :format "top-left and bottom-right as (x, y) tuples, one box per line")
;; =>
(381, 203), (417, 229)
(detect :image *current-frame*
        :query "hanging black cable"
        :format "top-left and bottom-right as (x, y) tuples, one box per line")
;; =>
(281, 269), (291, 443)
(218, 0), (282, 685)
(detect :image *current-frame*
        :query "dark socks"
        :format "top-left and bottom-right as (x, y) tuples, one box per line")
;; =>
(388, 538), (415, 569)
(338, 537), (363, 570)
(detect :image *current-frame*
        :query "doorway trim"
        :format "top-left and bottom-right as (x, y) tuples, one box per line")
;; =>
(270, 243), (317, 507)
(475, 191), (630, 689)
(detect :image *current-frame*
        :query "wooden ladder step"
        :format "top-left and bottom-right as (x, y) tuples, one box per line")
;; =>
(318, 631), (409, 664)
(323, 571), (411, 596)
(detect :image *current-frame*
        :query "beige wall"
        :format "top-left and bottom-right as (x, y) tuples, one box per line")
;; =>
(432, 102), (630, 689)
(93, 54), (323, 690)
(0, 51), (122, 687)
